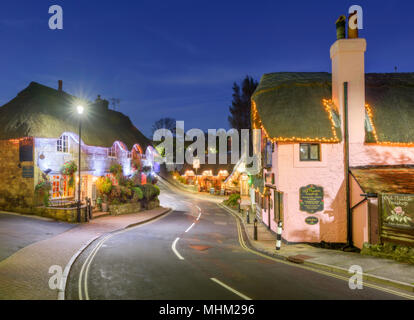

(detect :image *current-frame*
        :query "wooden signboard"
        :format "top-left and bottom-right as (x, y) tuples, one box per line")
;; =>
(380, 194), (414, 245)
(299, 185), (324, 214)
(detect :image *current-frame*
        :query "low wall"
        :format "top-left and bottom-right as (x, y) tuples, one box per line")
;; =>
(33, 206), (88, 223)
(109, 202), (142, 216)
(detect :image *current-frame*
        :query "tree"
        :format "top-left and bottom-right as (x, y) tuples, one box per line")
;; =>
(151, 117), (177, 136)
(228, 76), (258, 131)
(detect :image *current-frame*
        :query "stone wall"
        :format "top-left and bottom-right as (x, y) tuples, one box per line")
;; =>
(0, 139), (35, 212)
(109, 202), (142, 216)
(33, 206), (88, 223)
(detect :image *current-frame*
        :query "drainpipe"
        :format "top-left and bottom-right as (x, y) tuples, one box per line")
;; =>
(344, 82), (353, 249)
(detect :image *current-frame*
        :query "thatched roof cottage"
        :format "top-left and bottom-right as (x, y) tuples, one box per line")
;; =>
(0, 81), (152, 218)
(251, 32), (414, 248)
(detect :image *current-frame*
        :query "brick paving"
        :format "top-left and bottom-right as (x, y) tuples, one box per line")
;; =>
(0, 207), (170, 300)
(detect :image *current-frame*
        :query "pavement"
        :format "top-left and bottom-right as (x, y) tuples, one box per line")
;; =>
(219, 203), (414, 293)
(0, 212), (76, 262)
(0, 206), (171, 300)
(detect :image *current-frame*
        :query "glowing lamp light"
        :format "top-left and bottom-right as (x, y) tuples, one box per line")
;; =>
(77, 105), (84, 115)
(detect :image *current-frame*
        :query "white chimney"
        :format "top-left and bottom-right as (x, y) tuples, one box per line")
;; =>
(330, 38), (366, 145)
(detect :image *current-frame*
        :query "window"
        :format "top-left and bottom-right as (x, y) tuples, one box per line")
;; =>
(108, 146), (116, 158)
(19, 138), (33, 162)
(127, 151), (132, 159)
(299, 144), (320, 161)
(57, 135), (69, 153)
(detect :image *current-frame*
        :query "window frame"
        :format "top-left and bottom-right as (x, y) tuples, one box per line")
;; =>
(299, 143), (321, 162)
(57, 135), (69, 153)
(108, 146), (117, 158)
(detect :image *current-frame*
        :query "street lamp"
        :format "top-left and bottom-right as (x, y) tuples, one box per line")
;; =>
(76, 105), (84, 222)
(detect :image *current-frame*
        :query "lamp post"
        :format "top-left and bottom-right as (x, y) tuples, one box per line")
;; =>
(76, 105), (84, 223)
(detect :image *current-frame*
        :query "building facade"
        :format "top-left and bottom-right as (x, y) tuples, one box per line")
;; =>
(252, 24), (414, 247)
(0, 81), (154, 214)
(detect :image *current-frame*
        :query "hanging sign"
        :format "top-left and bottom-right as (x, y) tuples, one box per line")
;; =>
(300, 185), (324, 214)
(381, 194), (414, 230)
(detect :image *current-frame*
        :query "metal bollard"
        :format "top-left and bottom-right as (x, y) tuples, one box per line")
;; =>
(246, 209), (250, 224)
(276, 221), (283, 250)
(254, 218), (258, 241)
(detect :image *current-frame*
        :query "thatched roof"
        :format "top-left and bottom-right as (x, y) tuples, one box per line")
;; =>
(252, 72), (341, 143)
(0, 82), (151, 150)
(252, 72), (414, 145)
(351, 166), (414, 194)
(365, 73), (414, 144)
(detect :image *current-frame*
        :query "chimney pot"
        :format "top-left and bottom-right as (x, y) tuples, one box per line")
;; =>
(58, 80), (63, 91)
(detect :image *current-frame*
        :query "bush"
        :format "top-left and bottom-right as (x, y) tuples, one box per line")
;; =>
(362, 242), (414, 265)
(132, 187), (143, 201)
(110, 163), (124, 183)
(224, 193), (240, 207)
(96, 177), (113, 198)
(139, 184), (160, 202)
(35, 180), (52, 207)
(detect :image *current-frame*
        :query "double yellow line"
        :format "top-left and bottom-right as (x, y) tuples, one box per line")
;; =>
(219, 203), (414, 300)
(77, 211), (172, 300)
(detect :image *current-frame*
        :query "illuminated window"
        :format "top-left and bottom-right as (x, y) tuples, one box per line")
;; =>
(300, 144), (320, 161)
(108, 146), (116, 158)
(127, 151), (132, 159)
(57, 135), (69, 153)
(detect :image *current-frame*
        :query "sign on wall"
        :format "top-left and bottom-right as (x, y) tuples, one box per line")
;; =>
(299, 185), (324, 214)
(305, 216), (319, 225)
(381, 194), (414, 230)
(22, 166), (34, 178)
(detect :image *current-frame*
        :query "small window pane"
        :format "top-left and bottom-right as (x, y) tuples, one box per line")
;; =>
(300, 145), (309, 161)
(310, 145), (319, 160)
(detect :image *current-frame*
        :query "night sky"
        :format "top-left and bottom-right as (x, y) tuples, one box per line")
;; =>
(0, 0), (413, 138)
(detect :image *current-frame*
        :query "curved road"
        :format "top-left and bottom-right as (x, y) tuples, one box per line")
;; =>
(65, 182), (410, 300)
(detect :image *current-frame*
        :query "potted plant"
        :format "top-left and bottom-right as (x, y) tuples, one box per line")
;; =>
(60, 160), (78, 189)
(35, 178), (52, 207)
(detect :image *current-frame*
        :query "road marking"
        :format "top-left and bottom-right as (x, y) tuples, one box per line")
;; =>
(218, 203), (414, 300)
(78, 234), (112, 300)
(214, 221), (227, 226)
(196, 212), (202, 221)
(185, 223), (195, 233)
(172, 237), (185, 260)
(196, 205), (201, 211)
(211, 278), (252, 300)
(77, 210), (172, 300)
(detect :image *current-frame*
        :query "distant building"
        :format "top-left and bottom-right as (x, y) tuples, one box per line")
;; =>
(252, 28), (414, 247)
(0, 81), (153, 213)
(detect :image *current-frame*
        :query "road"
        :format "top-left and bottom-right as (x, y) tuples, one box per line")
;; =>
(65, 182), (409, 300)
(0, 212), (75, 262)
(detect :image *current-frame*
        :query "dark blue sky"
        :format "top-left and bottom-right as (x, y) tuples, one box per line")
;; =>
(1, 0), (413, 138)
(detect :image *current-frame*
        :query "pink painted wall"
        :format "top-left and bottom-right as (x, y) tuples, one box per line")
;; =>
(350, 175), (369, 249)
(262, 143), (347, 243)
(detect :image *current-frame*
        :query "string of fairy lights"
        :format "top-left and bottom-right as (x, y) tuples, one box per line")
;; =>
(252, 97), (414, 147)
(252, 99), (340, 144)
